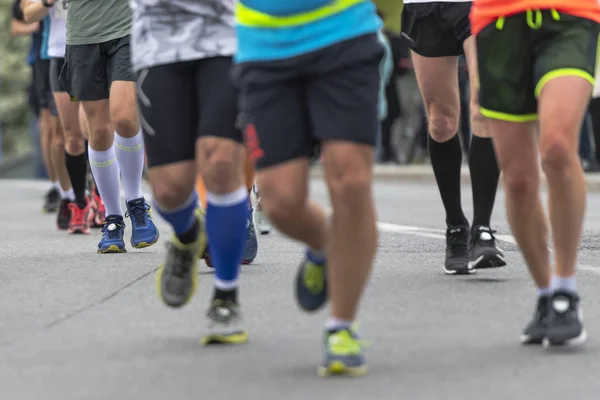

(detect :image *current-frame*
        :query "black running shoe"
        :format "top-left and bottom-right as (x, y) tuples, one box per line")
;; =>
(56, 199), (72, 230)
(521, 295), (549, 344)
(469, 226), (506, 269)
(43, 187), (60, 213)
(543, 290), (587, 347)
(444, 225), (472, 275)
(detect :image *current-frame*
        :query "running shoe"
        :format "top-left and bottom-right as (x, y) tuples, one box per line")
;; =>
(68, 198), (92, 235)
(242, 207), (258, 264)
(444, 225), (473, 275)
(125, 197), (159, 249)
(318, 328), (368, 377)
(97, 215), (126, 253)
(520, 295), (549, 345)
(295, 255), (327, 312)
(543, 291), (587, 347)
(469, 225), (506, 269)
(43, 187), (60, 213)
(90, 191), (106, 228)
(57, 199), (72, 230)
(156, 208), (207, 308)
(200, 298), (248, 345)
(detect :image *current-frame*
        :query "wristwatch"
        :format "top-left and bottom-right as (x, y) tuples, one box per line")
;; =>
(41, 0), (53, 7)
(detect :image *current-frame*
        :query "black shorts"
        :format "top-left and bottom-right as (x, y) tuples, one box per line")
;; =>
(233, 34), (384, 170)
(137, 56), (244, 168)
(33, 59), (58, 116)
(401, 1), (472, 57)
(50, 57), (65, 93)
(59, 35), (135, 102)
(477, 10), (599, 121)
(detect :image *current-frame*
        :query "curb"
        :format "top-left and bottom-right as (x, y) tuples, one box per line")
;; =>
(0, 152), (34, 176)
(309, 165), (600, 191)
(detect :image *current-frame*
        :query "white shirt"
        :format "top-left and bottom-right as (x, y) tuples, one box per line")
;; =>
(47, 0), (68, 58)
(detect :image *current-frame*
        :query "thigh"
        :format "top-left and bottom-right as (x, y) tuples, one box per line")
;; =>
(195, 56), (243, 144)
(402, 2), (467, 57)
(137, 62), (197, 168)
(307, 34), (384, 147)
(60, 44), (109, 101)
(411, 52), (460, 118)
(533, 11), (599, 98)
(107, 35), (136, 84)
(476, 13), (537, 122)
(233, 62), (312, 170)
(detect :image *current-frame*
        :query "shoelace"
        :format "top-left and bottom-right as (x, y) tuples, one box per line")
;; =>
(68, 203), (86, 224)
(125, 203), (150, 227)
(447, 230), (469, 253)
(328, 328), (371, 355)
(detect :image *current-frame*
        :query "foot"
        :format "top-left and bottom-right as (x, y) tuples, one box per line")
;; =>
(295, 253), (327, 312)
(543, 291), (587, 348)
(126, 197), (159, 249)
(520, 295), (549, 345)
(156, 210), (207, 308)
(43, 187), (60, 213)
(242, 207), (258, 264)
(97, 215), (126, 253)
(68, 198), (91, 235)
(201, 295), (248, 345)
(253, 186), (272, 235)
(57, 199), (72, 230)
(469, 225), (506, 269)
(444, 225), (473, 275)
(318, 328), (368, 377)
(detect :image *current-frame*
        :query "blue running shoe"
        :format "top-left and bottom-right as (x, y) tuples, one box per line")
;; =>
(295, 252), (327, 312)
(126, 197), (159, 249)
(318, 328), (368, 377)
(242, 207), (258, 265)
(98, 215), (127, 254)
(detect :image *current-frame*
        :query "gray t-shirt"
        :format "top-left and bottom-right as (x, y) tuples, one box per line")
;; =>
(66, 0), (132, 45)
(130, 0), (236, 72)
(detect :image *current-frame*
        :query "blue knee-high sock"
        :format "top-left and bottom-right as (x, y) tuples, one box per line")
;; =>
(206, 186), (248, 289)
(154, 191), (198, 236)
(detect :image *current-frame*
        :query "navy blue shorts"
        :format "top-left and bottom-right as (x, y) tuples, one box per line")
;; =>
(232, 33), (385, 169)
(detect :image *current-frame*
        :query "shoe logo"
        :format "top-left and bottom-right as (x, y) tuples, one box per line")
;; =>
(107, 223), (118, 231)
(401, 32), (415, 44)
(217, 307), (231, 318)
(480, 232), (493, 241)
(552, 297), (570, 313)
(244, 123), (265, 162)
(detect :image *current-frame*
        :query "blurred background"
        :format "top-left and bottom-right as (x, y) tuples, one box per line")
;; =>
(0, 0), (598, 178)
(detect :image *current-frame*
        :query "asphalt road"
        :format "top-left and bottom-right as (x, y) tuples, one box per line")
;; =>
(2, 178), (600, 400)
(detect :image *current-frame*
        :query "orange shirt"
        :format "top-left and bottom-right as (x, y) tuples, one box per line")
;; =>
(470, 0), (600, 36)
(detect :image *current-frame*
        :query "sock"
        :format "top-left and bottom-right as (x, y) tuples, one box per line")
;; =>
(65, 152), (89, 205)
(537, 286), (553, 297)
(64, 188), (75, 202)
(154, 191), (198, 242)
(52, 180), (60, 190)
(306, 248), (326, 265)
(469, 136), (500, 228)
(428, 134), (468, 227)
(206, 186), (248, 290)
(551, 275), (577, 293)
(114, 130), (144, 201)
(88, 144), (123, 216)
(326, 317), (353, 332)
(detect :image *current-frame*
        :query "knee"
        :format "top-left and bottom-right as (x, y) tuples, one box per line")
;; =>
(112, 113), (140, 137)
(428, 109), (459, 142)
(200, 140), (243, 193)
(65, 134), (85, 155)
(53, 130), (65, 147)
(540, 134), (577, 177)
(151, 178), (192, 210)
(325, 153), (371, 207)
(88, 123), (113, 150)
(259, 180), (307, 225)
(503, 170), (539, 203)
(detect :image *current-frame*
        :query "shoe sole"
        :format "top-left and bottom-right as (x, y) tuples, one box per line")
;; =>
(200, 330), (248, 346)
(132, 235), (160, 249)
(543, 330), (588, 348)
(97, 244), (127, 254)
(520, 334), (545, 345)
(469, 253), (507, 270)
(318, 361), (368, 377)
(443, 265), (476, 275)
(155, 259), (199, 309)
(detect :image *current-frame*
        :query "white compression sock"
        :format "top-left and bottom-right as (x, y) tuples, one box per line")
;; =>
(88, 144), (123, 216)
(114, 131), (144, 202)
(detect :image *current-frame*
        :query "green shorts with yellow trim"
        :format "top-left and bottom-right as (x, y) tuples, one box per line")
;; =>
(477, 9), (599, 122)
